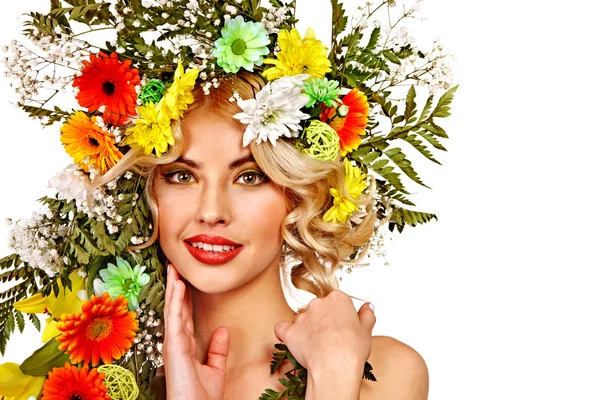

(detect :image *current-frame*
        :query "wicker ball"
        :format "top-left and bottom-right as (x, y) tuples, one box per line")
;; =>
(138, 79), (166, 105)
(301, 120), (340, 161)
(97, 364), (139, 400)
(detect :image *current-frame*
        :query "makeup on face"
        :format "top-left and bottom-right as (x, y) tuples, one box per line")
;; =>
(183, 234), (244, 265)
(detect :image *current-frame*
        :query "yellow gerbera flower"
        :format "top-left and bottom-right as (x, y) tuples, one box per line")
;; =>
(123, 99), (173, 157)
(60, 112), (123, 174)
(263, 27), (332, 80)
(323, 158), (368, 224)
(162, 62), (200, 120)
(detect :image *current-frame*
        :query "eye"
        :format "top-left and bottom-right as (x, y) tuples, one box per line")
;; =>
(235, 170), (269, 186)
(165, 170), (197, 184)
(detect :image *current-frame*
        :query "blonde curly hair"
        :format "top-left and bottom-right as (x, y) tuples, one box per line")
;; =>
(98, 72), (376, 299)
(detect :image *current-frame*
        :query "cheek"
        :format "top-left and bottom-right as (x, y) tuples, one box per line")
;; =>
(154, 186), (192, 247)
(235, 188), (287, 241)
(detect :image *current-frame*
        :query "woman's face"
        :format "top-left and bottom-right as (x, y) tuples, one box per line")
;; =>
(154, 107), (288, 293)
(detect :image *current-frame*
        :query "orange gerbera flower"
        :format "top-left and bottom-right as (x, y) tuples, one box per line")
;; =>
(60, 111), (123, 174)
(73, 52), (141, 126)
(56, 293), (138, 367)
(320, 89), (369, 156)
(41, 362), (110, 400)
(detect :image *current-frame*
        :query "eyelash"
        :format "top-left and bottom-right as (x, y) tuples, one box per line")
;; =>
(161, 169), (269, 186)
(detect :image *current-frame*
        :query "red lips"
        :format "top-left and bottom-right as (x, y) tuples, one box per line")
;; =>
(184, 234), (244, 265)
(184, 234), (242, 246)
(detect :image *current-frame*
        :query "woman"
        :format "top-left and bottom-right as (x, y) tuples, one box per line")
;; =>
(121, 75), (429, 399)
(0, 0), (453, 398)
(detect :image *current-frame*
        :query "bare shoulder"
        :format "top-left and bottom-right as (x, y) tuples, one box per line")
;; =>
(360, 335), (429, 400)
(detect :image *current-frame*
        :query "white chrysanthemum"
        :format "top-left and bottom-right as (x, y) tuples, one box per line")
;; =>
(234, 75), (310, 146)
(48, 164), (91, 208)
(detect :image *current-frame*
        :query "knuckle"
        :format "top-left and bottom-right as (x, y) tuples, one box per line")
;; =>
(307, 297), (323, 309)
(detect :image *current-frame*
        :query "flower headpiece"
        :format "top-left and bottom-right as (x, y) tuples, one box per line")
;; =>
(0, 0), (456, 398)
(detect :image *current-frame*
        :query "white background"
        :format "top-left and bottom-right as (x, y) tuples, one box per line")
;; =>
(1, 0), (599, 399)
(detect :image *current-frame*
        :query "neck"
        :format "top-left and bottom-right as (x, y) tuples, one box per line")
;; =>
(191, 258), (296, 380)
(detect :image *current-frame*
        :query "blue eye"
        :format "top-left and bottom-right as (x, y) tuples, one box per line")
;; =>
(235, 170), (269, 186)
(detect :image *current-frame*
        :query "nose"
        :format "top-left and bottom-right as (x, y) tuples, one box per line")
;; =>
(195, 180), (231, 226)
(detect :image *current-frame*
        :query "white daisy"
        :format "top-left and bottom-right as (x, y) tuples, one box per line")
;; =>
(234, 75), (310, 146)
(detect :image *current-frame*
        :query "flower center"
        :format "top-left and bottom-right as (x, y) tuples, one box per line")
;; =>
(86, 317), (114, 341)
(231, 39), (247, 55)
(69, 393), (83, 400)
(102, 81), (116, 96)
(330, 116), (346, 131)
(89, 137), (100, 147)
(123, 279), (134, 292)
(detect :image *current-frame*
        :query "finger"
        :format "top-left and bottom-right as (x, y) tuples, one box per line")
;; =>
(273, 320), (291, 343)
(182, 281), (195, 336)
(167, 279), (186, 334)
(164, 264), (175, 335)
(206, 326), (230, 374)
(358, 302), (377, 332)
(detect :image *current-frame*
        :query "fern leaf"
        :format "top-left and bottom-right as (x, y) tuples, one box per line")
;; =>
(404, 85), (417, 124)
(431, 85), (459, 118)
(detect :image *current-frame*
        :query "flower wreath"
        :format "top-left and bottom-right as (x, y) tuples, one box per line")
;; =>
(0, 0), (456, 399)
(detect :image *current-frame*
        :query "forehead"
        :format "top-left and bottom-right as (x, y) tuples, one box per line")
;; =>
(180, 108), (250, 164)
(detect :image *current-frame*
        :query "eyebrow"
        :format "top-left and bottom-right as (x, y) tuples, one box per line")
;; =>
(173, 154), (256, 170)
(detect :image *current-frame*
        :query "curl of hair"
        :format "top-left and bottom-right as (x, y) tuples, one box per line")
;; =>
(96, 72), (377, 299)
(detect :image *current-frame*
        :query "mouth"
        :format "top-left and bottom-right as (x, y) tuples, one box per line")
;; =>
(184, 235), (244, 265)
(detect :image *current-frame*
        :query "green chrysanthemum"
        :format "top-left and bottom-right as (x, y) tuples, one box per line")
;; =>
(303, 77), (341, 108)
(212, 15), (270, 73)
(93, 257), (150, 311)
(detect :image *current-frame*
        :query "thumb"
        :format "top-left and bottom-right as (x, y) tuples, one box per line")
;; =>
(205, 326), (230, 373)
(358, 302), (376, 332)
(273, 320), (291, 343)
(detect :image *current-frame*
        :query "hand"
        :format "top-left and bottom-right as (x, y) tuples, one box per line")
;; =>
(273, 290), (376, 373)
(163, 264), (230, 400)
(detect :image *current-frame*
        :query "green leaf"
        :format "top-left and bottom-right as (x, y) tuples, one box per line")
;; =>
(418, 96), (433, 123)
(20, 339), (71, 376)
(86, 255), (109, 298)
(28, 313), (41, 331)
(366, 27), (380, 52)
(431, 85), (459, 118)
(404, 86), (417, 124)
(363, 361), (377, 381)
(15, 311), (25, 333)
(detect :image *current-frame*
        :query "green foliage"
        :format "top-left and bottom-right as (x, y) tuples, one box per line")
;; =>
(0, 255), (44, 356)
(259, 343), (376, 399)
(20, 339), (71, 376)
(349, 84), (458, 232)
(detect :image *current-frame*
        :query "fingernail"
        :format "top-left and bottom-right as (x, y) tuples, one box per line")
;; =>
(167, 264), (171, 275)
(368, 303), (375, 312)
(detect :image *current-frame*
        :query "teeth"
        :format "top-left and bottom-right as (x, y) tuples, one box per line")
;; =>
(190, 241), (238, 253)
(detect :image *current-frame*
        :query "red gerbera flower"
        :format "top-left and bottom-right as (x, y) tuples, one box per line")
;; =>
(56, 293), (138, 367)
(73, 52), (141, 127)
(41, 362), (110, 400)
(320, 88), (369, 156)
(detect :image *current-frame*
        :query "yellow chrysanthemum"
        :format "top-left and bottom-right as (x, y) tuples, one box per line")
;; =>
(123, 99), (173, 157)
(60, 112), (123, 174)
(162, 62), (200, 120)
(323, 158), (368, 224)
(262, 27), (331, 80)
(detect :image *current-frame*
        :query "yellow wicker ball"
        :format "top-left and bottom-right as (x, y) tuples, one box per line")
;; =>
(301, 120), (340, 161)
(97, 364), (139, 400)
